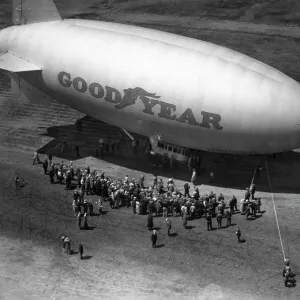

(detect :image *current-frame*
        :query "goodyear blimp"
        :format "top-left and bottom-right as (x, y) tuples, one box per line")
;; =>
(1, 0), (300, 160)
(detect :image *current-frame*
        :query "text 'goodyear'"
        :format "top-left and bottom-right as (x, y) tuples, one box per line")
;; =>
(58, 72), (223, 130)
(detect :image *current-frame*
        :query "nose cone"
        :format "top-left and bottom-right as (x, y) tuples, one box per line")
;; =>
(269, 79), (300, 151)
(219, 66), (300, 153)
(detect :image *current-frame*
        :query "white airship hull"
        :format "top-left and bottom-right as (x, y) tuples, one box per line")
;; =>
(0, 20), (300, 154)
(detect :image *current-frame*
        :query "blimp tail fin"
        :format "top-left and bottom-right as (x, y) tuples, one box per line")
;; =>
(12, 0), (62, 25)
(11, 73), (53, 105)
(0, 52), (52, 105)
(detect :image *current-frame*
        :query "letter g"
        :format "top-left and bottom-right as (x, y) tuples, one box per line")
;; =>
(58, 72), (72, 88)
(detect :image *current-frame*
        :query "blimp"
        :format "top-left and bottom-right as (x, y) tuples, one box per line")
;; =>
(1, 0), (300, 162)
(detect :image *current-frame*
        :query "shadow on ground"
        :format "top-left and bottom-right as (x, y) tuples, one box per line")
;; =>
(36, 117), (300, 194)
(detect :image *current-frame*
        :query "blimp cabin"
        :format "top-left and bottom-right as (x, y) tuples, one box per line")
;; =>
(149, 137), (189, 162)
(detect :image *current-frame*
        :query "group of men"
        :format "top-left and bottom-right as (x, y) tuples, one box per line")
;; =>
(34, 155), (295, 287)
(96, 138), (122, 157)
(38, 156), (263, 235)
(61, 236), (84, 260)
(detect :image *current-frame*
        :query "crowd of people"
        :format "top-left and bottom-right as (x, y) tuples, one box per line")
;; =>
(30, 151), (297, 287)
(34, 151), (264, 236)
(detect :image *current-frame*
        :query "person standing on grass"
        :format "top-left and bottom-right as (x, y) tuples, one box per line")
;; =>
(236, 226), (241, 243)
(151, 230), (157, 248)
(79, 243), (84, 260)
(166, 218), (172, 236)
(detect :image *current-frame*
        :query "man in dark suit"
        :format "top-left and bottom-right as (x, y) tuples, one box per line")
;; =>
(166, 218), (172, 236)
(79, 243), (84, 259)
(151, 230), (157, 248)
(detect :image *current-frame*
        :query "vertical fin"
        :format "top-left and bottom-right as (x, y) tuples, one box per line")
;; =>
(13, 0), (62, 25)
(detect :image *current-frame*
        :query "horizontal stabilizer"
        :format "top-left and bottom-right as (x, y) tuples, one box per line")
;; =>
(11, 73), (52, 106)
(0, 53), (41, 73)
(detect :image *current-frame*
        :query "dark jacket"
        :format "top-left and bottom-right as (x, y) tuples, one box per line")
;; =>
(147, 214), (153, 228)
(151, 232), (157, 242)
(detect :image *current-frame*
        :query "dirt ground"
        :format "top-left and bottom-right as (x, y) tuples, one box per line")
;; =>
(1, 0), (300, 299)
(0, 148), (300, 300)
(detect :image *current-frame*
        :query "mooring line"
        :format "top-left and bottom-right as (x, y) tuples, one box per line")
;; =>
(264, 157), (286, 261)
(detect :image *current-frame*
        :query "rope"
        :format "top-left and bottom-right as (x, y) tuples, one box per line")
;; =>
(46, 142), (63, 154)
(264, 157), (286, 261)
(250, 168), (257, 186)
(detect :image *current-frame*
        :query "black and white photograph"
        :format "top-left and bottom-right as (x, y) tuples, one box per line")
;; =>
(0, 0), (300, 299)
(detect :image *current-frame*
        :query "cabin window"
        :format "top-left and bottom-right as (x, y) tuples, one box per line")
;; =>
(177, 149), (182, 154)
(158, 142), (164, 148)
(168, 146), (172, 152)
(173, 148), (177, 153)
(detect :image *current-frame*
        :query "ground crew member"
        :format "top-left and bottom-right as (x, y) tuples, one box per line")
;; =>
(190, 203), (196, 219)
(166, 218), (172, 236)
(65, 172), (71, 190)
(43, 158), (48, 174)
(283, 260), (295, 287)
(147, 213), (154, 231)
(57, 168), (63, 184)
(72, 200), (77, 217)
(83, 200), (88, 214)
(151, 230), (157, 248)
(183, 212), (188, 228)
(250, 201), (257, 218)
(184, 182), (190, 198)
(15, 176), (20, 190)
(226, 210), (232, 227)
(236, 226), (241, 243)
(191, 168), (197, 186)
(79, 243), (84, 260)
(250, 183), (256, 199)
(216, 212), (222, 229)
(64, 237), (71, 254)
(77, 212), (82, 229)
(132, 197), (136, 214)
(98, 199), (103, 216)
(163, 206), (168, 217)
(284, 259), (290, 266)
(61, 236), (65, 250)
(245, 188), (250, 200)
(49, 168), (55, 184)
(206, 213), (212, 231)
(88, 201), (94, 215)
(256, 198), (262, 213)
(155, 200), (161, 217)
(245, 205), (251, 220)
(83, 213), (88, 230)
(231, 195), (238, 211)
(33, 150), (41, 165)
